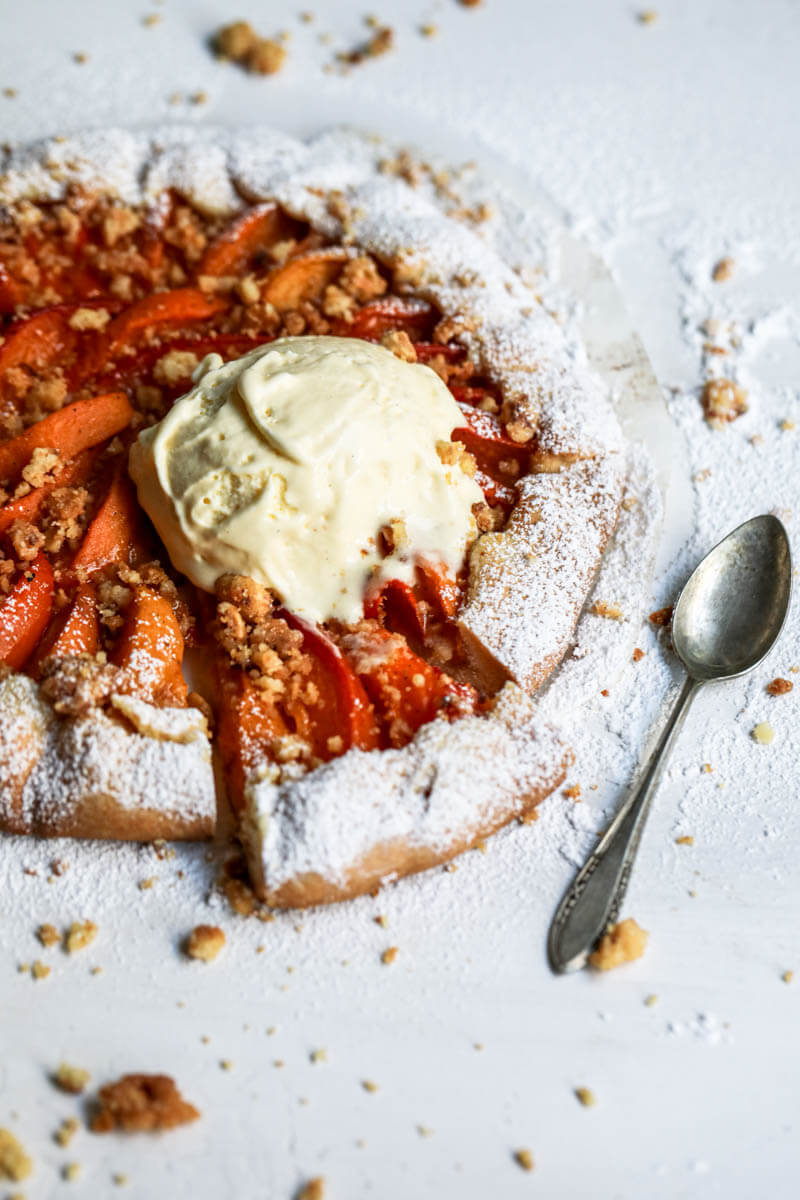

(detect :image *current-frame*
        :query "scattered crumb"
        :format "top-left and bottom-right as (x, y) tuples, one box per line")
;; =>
(298, 1179), (325, 1200)
(590, 601), (623, 620)
(190, 91), (208, 106)
(142, 13), (162, 27)
(214, 21), (287, 75)
(310, 1048), (327, 1064)
(374, 914), (388, 928)
(91, 1075), (200, 1133)
(53, 1063), (90, 1095)
(62, 1162), (81, 1182)
(767, 677), (793, 696)
(644, 993), (659, 1007)
(675, 835), (694, 846)
(648, 605), (673, 627)
(712, 256), (735, 282)
(751, 721), (775, 745)
(574, 1086), (596, 1107)
(780, 418), (796, 432)
(361, 1080), (379, 1093)
(0, 1128), (33, 1181)
(563, 784), (581, 801)
(54, 1118), (79, 1148)
(31, 960), (50, 980)
(381, 946), (398, 965)
(339, 25), (394, 65)
(64, 920), (97, 954)
(513, 1148), (535, 1172)
(701, 378), (748, 425)
(220, 1059), (233, 1071)
(36, 923), (60, 948)
(3, 87), (18, 98)
(112, 1174), (128, 1187)
(185, 925), (226, 962)
(417, 1124), (434, 1137)
(138, 877), (155, 891)
(588, 918), (648, 970)
(420, 23), (438, 37)
(90, 965), (103, 976)
(73, 52), (89, 64)
(632, 647), (645, 662)
(600, 689), (610, 698)
(702, 763), (713, 773)
(782, 970), (794, 984)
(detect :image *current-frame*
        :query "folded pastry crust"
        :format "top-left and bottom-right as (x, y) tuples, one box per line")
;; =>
(0, 127), (626, 902)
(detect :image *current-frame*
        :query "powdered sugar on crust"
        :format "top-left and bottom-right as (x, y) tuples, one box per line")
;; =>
(244, 683), (568, 905)
(0, 673), (214, 840)
(460, 455), (623, 693)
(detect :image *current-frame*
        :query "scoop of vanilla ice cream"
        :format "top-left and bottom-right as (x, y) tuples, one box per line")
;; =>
(128, 336), (484, 624)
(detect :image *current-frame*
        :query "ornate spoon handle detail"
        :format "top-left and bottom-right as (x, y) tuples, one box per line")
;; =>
(547, 675), (700, 974)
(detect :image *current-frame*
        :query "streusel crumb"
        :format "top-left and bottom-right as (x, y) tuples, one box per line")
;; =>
(91, 1074), (200, 1133)
(767, 677), (793, 695)
(64, 920), (98, 953)
(590, 601), (623, 621)
(298, 1179), (325, 1200)
(380, 946), (398, 965)
(185, 925), (226, 962)
(0, 1129), (32, 1181)
(380, 329), (417, 362)
(54, 1117), (79, 1148)
(701, 378), (748, 425)
(37, 923), (60, 947)
(53, 1063), (90, 1095)
(588, 918), (648, 970)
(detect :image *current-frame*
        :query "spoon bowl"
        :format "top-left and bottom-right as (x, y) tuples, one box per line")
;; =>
(673, 515), (792, 681)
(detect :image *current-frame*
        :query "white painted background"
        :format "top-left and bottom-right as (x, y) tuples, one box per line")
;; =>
(1, 2), (798, 1198)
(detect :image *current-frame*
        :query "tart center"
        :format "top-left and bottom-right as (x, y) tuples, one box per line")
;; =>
(129, 335), (483, 623)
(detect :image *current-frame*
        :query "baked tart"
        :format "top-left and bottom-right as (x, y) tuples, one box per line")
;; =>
(0, 128), (626, 906)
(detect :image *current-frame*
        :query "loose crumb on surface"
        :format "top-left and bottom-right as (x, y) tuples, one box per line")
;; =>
(637, 8), (659, 22)
(361, 1080), (379, 1093)
(381, 946), (398, 965)
(588, 918), (648, 970)
(310, 1048), (327, 1064)
(712, 256), (735, 282)
(54, 1118), (79, 1148)
(751, 721), (775, 745)
(675, 835), (694, 846)
(644, 993), (659, 1007)
(64, 920), (97, 954)
(648, 605), (673, 627)
(632, 647), (645, 662)
(782, 970), (794, 984)
(0, 1128), (33, 1181)
(62, 1162), (81, 1181)
(53, 1063), (90, 1095)
(701, 378), (748, 425)
(112, 1174), (128, 1187)
(563, 784), (581, 801)
(298, 1178), (325, 1200)
(185, 924), (226, 962)
(36, 923), (60, 947)
(767, 677), (793, 696)
(590, 601), (623, 620)
(31, 960), (50, 980)
(91, 1074), (200, 1133)
(339, 25), (394, 64)
(213, 21), (287, 74)
(574, 1086), (596, 1108)
(513, 1148), (535, 1171)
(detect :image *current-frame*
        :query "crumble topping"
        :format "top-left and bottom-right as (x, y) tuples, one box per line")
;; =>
(214, 575), (309, 695)
(185, 924), (226, 962)
(701, 378), (748, 426)
(0, 1129), (32, 1182)
(588, 918), (648, 970)
(91, 1074), (200, 1133)
(64, 920), (97, 953)
(213, 21), (286, 75)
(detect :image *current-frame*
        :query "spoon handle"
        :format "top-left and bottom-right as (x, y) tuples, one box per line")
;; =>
(547, 674), (700, 974)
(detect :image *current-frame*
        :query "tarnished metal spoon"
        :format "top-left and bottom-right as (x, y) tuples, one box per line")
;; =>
(547, 514), (792, 974)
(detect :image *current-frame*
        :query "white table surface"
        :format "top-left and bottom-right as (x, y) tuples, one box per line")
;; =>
(1, 3), (799, 1198)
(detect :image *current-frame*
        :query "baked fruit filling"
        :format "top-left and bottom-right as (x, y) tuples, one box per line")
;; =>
(0, 190), (541, 816)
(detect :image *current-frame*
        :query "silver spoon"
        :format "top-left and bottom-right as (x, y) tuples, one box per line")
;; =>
(547, 513), (792, 974)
